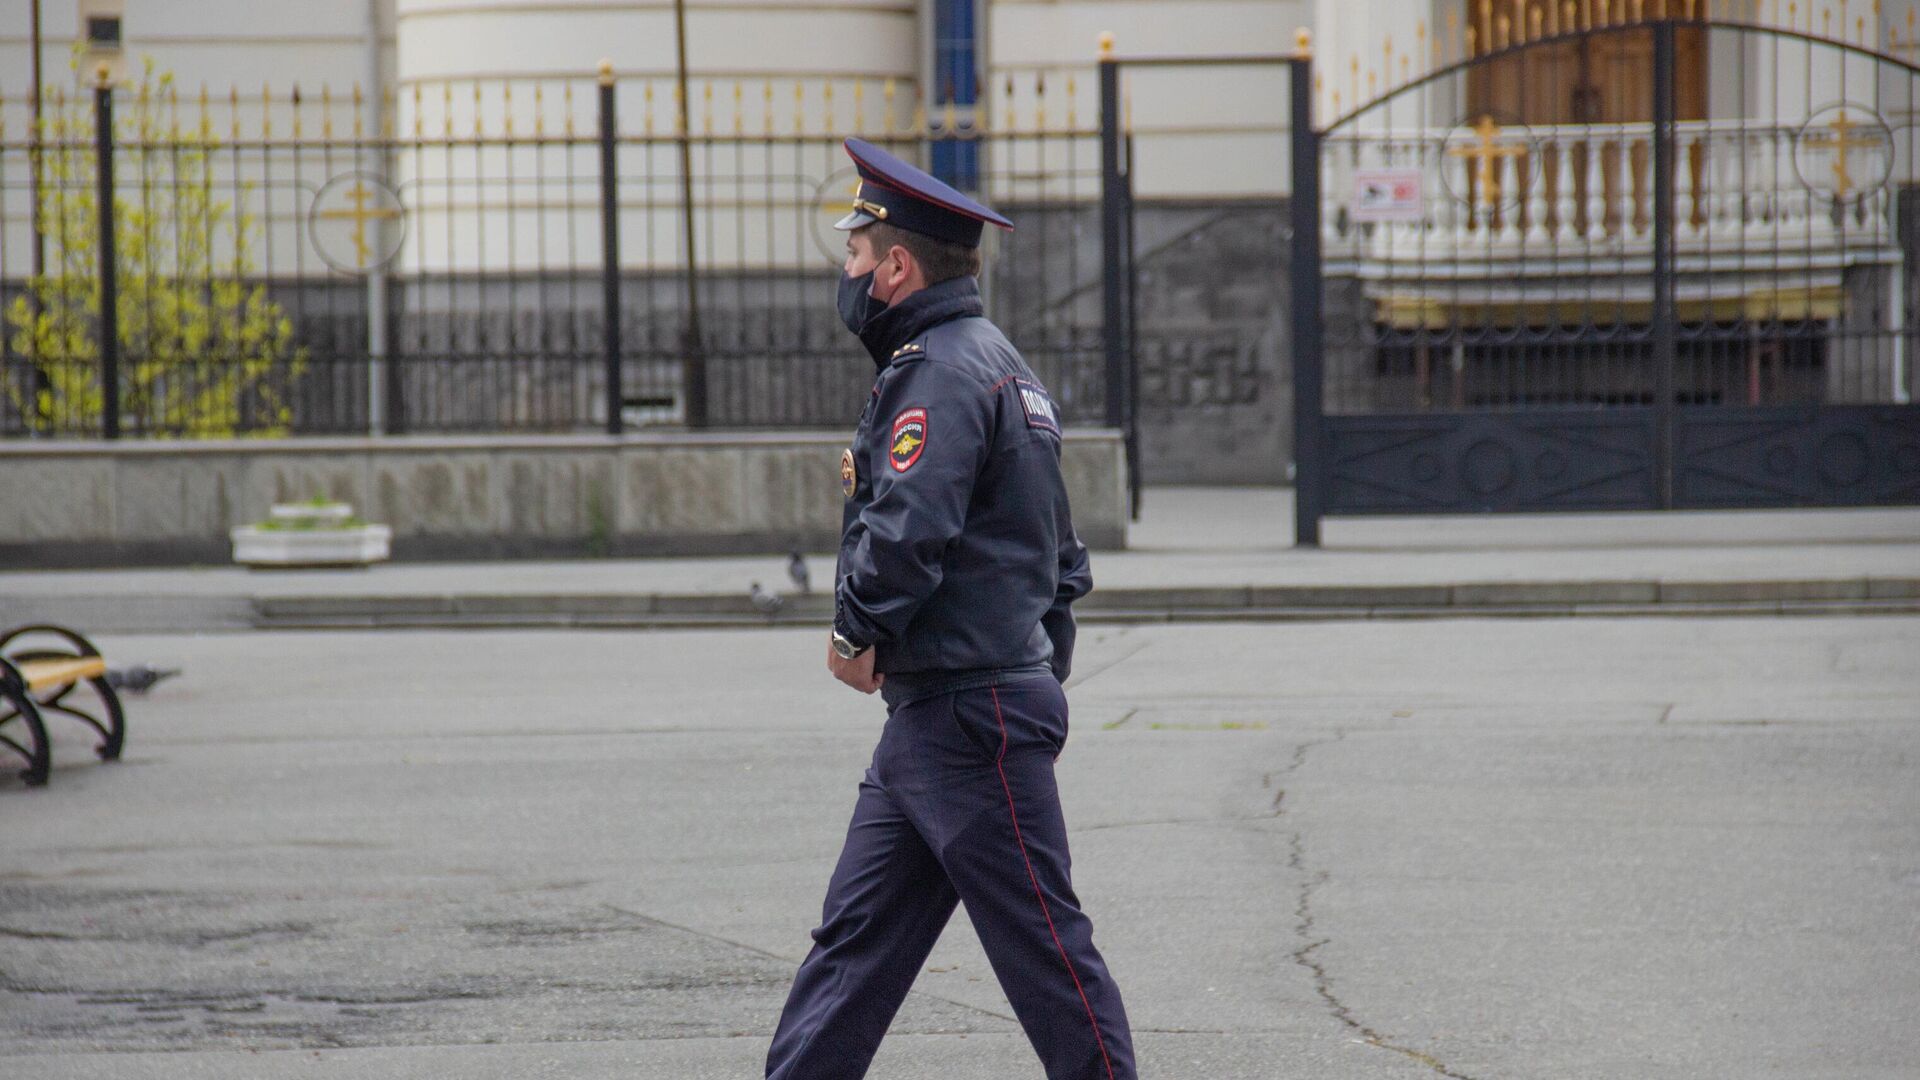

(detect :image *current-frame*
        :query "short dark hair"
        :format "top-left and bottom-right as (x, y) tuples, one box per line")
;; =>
(861, 222), (982, 284)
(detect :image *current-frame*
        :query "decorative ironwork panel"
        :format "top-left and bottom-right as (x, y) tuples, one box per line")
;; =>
(1674, 405), (1920, 508)
(1325, 410), (1658, 514)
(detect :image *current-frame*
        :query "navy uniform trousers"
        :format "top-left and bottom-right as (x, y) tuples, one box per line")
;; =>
(766, 674), (1136, 1080)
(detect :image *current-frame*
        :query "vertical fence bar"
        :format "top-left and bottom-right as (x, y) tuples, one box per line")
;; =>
(598, 61), (623, 435)
(1098, 36), (1126, 438)
(675, 0), (708, 429)
(1123, 127), (1142, 520)
(1652, 19), (1676, 507)
(93, 66), (120, 440)
(1289, 35), (1324, 546)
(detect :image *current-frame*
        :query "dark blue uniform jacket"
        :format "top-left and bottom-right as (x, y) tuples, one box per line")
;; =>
(832, 276), (1092, 705)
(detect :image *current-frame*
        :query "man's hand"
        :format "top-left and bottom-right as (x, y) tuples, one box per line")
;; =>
(828, 639), (884, 694)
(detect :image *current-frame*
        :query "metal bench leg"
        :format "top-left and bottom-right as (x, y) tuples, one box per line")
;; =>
(0, 668), (52, 787)
(2, 625), (128, 763)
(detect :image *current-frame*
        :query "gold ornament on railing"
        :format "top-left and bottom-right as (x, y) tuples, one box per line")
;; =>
(199, 84), (212, 140)
(471, 82), (483, 138)
(533, 83), (544, 137)
(503, 82), (514, 138)
(322, 84), (334, 140)
(261, 82), (272, 138)
(562, 81), (573, 137)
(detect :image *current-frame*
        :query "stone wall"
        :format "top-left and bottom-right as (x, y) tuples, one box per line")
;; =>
(0, 432), (1128, 568)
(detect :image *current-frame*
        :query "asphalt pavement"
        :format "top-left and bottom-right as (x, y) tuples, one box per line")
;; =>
(4, 615), (1917, 1078)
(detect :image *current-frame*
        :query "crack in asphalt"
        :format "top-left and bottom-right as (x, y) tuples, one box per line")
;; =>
(1278, 729), (1484, 1080)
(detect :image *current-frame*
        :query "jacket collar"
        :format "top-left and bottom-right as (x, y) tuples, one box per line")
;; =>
(857, 275), (984, 368)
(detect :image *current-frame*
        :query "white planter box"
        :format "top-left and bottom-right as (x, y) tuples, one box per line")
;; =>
(230, 524), (392, 568)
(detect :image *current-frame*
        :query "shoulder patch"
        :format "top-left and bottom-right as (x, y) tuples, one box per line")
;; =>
(889, 407), (928, 472)
(1014, 379), (1060, 434)
(890, 341), (926, 361)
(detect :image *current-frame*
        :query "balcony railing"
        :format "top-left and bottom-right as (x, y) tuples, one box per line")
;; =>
(1324, 119), (1901, 272)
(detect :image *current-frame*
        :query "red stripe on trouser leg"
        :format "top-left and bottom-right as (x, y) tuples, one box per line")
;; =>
(991, 685), (1117, 1080)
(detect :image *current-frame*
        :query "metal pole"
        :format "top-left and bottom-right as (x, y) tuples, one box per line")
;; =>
(29, 0), (45, 285)
(93, 66), (119, 440)
(365, 0), (389, 434)
(598, 60), (623, 436)
(1098, 35), (1125, 435)
(674, 0), (708, 428)
(1123, 129), (1142, 520)
(1652, 20), (1676, 508)
(1289, 35), (1324, 546)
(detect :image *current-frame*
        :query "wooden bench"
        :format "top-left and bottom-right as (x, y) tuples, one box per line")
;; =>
(0, 625), (127, 787)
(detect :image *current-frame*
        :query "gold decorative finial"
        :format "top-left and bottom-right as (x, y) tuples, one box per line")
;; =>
(94, 61), (112, 87)
(598, 58), (615, 86)
(1099, 31), (1115, 58)
(1296, 27), (1313, 55)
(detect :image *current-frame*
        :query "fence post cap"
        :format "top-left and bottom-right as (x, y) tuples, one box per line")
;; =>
(1296, 28), (1313, 56)
(1098, 31), (1115, 59)
(93, 61), (113, 87)
(597, 58), (615, 86)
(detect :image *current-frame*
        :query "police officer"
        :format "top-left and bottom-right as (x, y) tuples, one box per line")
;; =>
(763, 139), (1135, 1080)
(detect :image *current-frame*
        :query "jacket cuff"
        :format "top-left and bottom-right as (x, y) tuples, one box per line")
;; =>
(832, 592), (872, 650)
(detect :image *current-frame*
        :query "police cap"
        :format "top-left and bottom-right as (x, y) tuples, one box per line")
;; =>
(833, 137), (1014, 248)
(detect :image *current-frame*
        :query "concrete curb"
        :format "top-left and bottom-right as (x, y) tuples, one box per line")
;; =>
(239, 577), (1920, 631)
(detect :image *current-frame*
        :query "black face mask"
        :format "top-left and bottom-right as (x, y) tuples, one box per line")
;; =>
(836, 268), (887, 336)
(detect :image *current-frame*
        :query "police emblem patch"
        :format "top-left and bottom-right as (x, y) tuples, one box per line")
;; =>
(890, 408), (928, 472)
(840, 448), (857, 498)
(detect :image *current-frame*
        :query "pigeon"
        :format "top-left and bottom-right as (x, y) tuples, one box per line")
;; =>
(787, 551), (812, 594)
(749, 582), (785, 615)
(105, 665), (181, 693)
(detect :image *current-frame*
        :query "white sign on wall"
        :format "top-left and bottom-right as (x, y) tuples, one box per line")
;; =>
(1350, 168), (1425, 223)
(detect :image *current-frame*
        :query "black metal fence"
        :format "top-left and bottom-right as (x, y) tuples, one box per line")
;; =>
(1289, 15), (1920, 538)
(0, 65), (1104, 438)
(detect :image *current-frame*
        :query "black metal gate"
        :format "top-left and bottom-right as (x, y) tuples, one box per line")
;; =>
(1291, 15), (1920, 544)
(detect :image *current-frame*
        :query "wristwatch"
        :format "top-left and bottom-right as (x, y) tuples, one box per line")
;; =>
(831, 629), (870, 660)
